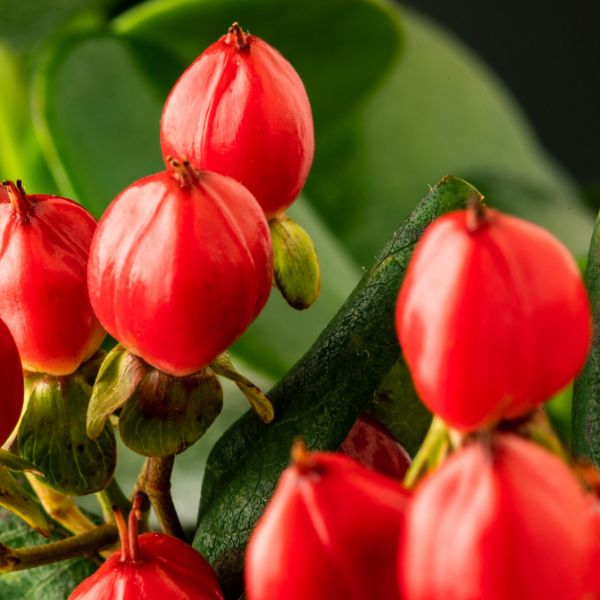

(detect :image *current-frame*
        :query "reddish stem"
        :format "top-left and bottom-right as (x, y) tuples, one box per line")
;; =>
(1, 180), (30, 221)
(226, 22), (249, 50)
(128, 493), (143, 562)
(291, 438), (314, 474)
(465, 193), (488, 232)
(114, 508), (131, 562)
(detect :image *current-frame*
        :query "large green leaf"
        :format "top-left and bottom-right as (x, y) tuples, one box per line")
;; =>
(305, 6), (592, 262)
(193, 176), (481, 595)
(572, 210), (600, 464)
(0, 509), (95, 599)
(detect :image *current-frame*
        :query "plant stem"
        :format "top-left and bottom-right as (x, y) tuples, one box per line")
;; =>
(96, 478), (131, 524)
(0, 524), (117, 573)
(136, 456), (185, 541)
(403, 416), (450, 489)
(26, 474), (96, 535)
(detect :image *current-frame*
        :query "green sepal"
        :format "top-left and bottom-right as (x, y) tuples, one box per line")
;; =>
(0, 450), (40, 475)
(270, 214), (321, 310)
(0, 468), (49, 536)
(87, 344), (151, 440)
(18, 375), (117, 495)
(118, 368), (223, 457)
(210, 353), (275, 423)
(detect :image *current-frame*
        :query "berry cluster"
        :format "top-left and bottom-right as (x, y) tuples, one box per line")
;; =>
(0, 23), (316, 599)
(243, 199), (598, 599)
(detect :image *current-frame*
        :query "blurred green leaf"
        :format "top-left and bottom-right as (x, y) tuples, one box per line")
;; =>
(305, 6), (592, 263)
(194, 176), (480, 595)
(0, 508), (95, 599)
(573, 210), (600, 465)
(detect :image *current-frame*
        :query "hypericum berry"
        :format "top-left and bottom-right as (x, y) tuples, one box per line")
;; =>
(399, 434), (593, 600)
(69, 496), (224, 599)
(340, 413), (411, 480)
(0, 180), (105, 375)
(245, 441), (408, 600)
(161, 23), (314, 218)
(396, 203), (590, 431)
(0, 317), (24, 445)
(87, 162), (272, 376)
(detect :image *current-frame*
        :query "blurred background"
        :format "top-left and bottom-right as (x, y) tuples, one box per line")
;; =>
(0, 0), (597, 528)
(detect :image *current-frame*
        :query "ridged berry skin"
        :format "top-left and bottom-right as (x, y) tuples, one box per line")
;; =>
(87, 169), (272, 376)
(69, 533), (224, 600)
(396, 208), (591, 431)
(0, 317), (24, 444)
(0, 185), (105, 375)
(399, 434), (593, 600)
(161, 25), (314, 218)
(245, 450), (408, 600)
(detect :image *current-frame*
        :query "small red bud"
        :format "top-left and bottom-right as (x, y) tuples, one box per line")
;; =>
(399, 434), (594, 600)
(0, 181), (104, 375)
(160, 23), (314, 218)
(87, 167), (272, 376)
(245, 443), (409, 600)
(340, 413), (411, 479)
(396, 206), (591, 431)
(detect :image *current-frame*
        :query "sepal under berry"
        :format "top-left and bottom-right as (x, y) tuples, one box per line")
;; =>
(118, 366), (223, 457)
(18, 373), (116, 495)
(270, 214), (320, 310)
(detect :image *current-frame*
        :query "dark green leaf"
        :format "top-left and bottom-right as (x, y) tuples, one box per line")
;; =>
(572, 210), (600, 464)
(366, 358), (431, 457)
(0, 508), (95, 599)
(194, 176), (481, 595)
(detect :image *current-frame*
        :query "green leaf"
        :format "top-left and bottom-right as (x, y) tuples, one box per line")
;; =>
(304, 6), (592, 264)
(18, 375), (117, 495)
(366, 358), (431, 457)
(572, 210), (600, 464)
(0, 509), (95, 599)
(114, 0), (402, 127)
(193, 176), (481, 595)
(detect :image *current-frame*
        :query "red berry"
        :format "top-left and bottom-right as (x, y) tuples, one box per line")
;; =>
(69, 496), (224, 599)
(340, 413), (411, 479)
(399, 434), (594, 600)
(0, 181), (105, 375)
(0, 317), (24, 445)
(87, 164), (272, 376)
(396, 206), (590, 431)
(245, 442), (408, 600)
(160, 23), (314, 218)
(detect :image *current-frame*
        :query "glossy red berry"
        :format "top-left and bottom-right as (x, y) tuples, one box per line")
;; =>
(340, 413), (411, 480)
(245, 442), (408, 600)
(399, 434), (593, 600)
(87, 164), (272, 376)
(69, 496), (224, 599)
(396, 205), (591, 431)
(0, 317), (24, 445)
(161, 23), (314, 218)
(0, 180), (105, 375)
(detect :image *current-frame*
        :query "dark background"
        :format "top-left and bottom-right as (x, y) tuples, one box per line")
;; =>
(401, 0), (600, 189)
